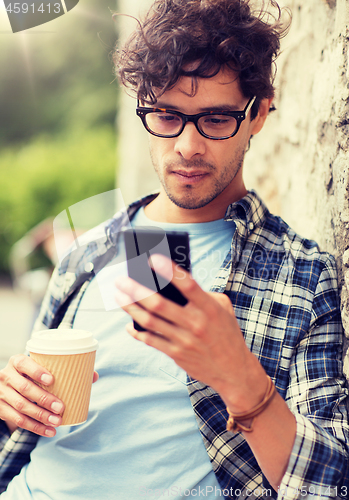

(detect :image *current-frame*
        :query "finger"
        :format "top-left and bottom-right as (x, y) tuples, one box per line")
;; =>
(0, 402), (59, 437)
(0, 369), (64, 426)
(0, 385), (63, 432)
(116, 278), (188, 331)
(115, 276), (159, 306)
(10, 354), (54, 386)
(124, 294), (186, 339)
(150, 254), (210, 309)
(92, 371), (99, 383)
(115, 287), (141, 309)
(6, 356), (65, 414)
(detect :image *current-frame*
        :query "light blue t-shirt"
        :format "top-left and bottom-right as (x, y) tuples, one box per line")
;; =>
(2, 208), (235, 500)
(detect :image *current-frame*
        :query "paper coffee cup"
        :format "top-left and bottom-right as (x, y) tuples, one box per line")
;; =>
(26, 329), (99, 426)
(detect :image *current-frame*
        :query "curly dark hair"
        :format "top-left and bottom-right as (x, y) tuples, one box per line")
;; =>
(114, 0), (290, 118)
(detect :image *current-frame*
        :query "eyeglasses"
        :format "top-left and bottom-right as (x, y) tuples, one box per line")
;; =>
(136, 96), (256, 140)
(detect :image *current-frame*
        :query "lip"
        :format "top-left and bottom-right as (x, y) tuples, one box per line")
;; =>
(172, 170), (209, 184)
(173, 170), (208, 177)
(172, 170), (208, 182)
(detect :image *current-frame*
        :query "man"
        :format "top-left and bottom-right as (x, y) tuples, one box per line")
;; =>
(0, 0), (348, 498)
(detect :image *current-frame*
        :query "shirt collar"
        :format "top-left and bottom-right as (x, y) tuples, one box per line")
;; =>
(224, 189), (269, 234)
(105, 189), (269, 246)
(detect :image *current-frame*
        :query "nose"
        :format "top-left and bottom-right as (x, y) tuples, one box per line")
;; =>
(173, 122), (206, 160)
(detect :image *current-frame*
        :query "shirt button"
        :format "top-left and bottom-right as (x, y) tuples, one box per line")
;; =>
(84, 262), (94, 273)
(248, 222), (254, 231)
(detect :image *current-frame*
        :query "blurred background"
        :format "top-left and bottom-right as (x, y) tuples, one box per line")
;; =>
(0, 0), (119, 366)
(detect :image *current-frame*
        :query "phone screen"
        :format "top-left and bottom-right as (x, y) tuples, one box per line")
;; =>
(123, 228), (191, 331)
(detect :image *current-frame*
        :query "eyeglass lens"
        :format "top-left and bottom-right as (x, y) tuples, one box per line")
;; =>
(145, 112), (238, 138)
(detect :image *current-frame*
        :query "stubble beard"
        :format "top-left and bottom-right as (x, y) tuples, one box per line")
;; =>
(150, 149), (246, 210)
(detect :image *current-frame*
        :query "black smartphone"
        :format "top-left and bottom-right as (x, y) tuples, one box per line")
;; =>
(123, 227), (191, 331)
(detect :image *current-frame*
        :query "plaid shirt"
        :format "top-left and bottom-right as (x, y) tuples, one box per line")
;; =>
(1, 190), (348, 499)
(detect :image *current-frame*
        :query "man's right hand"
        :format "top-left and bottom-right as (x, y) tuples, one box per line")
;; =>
(0, 355), (64, 437)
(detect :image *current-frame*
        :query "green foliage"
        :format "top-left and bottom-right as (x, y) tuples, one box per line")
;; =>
(0, 0), (118, 145)
(0, 1), (120, 275)
(0, 127), (116, 273)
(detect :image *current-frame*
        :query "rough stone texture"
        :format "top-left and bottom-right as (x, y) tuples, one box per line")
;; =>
(116, 0), (349, 374)
(244, 0), (349, 377)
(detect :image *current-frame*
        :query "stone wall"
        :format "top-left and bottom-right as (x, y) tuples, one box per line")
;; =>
(116, 0), (349, 373)
(244, 0), (349, 375)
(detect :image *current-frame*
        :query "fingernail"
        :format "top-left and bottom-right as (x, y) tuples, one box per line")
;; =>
(150, 253), (166, 266)
(150, 254), (172, 276)
(51, 402), (63, 413)
(45, 428), (55, 437)
(41, 374), (53, 385)
(150, 254), (172, 272)
(48, 415), (61, 425)
(115, 289), (132, 307)
(115, 279), (135, 295)
(115, 276), (129, 289)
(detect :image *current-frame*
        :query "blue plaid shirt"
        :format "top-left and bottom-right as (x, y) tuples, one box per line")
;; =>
(1, 191), (348, 499)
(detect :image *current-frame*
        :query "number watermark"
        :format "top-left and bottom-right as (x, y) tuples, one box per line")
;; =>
(3, 0), (79, 33)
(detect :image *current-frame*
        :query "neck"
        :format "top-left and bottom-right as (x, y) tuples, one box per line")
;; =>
(144, 184), (248, 223)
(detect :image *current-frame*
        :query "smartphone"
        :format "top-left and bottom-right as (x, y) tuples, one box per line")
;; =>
(123, 227), (191, 331)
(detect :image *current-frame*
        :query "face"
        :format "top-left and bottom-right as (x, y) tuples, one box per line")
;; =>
(146, 68), (268, 221)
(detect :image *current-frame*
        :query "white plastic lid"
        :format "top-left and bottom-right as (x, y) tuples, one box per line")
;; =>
(26, 329), (99, 355)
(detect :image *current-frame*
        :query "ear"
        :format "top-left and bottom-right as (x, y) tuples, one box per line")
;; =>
(249, 98), (273, 136)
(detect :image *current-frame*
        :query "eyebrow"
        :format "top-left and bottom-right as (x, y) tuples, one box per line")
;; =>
(154, 102), (243, 113)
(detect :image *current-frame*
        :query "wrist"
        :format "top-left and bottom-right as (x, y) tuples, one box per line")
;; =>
(218, 352), (270, 414)
(226, 376), (276, 433)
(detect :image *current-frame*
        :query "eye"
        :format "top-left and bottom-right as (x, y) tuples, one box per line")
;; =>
(146, 112), (183, 134)
(156, 113), (181, 123)
(200, 114), (237, 134)
(203, 115), (233, 126)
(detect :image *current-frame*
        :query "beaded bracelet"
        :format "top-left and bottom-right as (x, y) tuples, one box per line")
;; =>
(226, 376), (276, 433)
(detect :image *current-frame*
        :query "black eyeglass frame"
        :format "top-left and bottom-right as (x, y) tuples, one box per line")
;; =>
(136, 96), (257, 141)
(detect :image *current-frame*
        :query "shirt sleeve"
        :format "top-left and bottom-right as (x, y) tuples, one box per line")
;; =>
(0, 266), (64, 493)
(0, 420), (10, 451)
(278, 255), (349, 499)
(0, 427), (39, 494)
